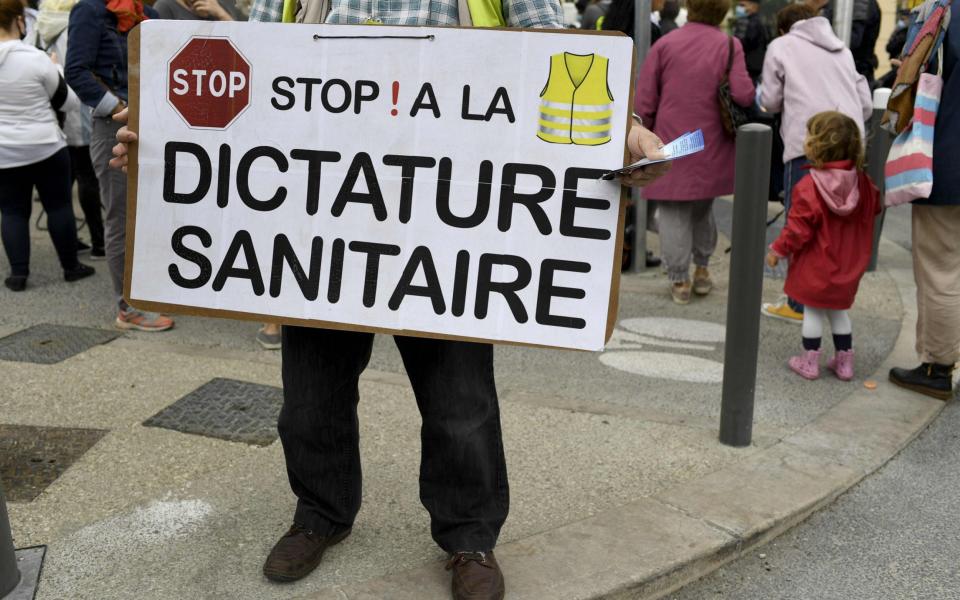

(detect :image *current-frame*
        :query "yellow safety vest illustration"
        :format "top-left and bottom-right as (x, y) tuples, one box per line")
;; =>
(537, 53), (614, 146)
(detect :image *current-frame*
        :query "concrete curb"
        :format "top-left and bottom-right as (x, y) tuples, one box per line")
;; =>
(295, 240), (946, 600)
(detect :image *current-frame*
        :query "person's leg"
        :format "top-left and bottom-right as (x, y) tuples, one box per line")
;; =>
(690, 198), (717, 295)
(0, 164), (35, 282)
(827, 309), (852, 350)
(263, 326), (374, 582)
(257, 322), (282, 350)
(790, 307), (823, 379)
(33, 148), (81, 272)
(783, 158), (809, 315)
(782, 157), (810, 214)
(69, 145), (105, 252)
(690, 198), (717, 267)
(890, 205), (959, 399)
(825, 309), (855, 380)
(90, 118), (171, 329)
(658, 200), (696, 304)
(911, 205), (960, 366)
(782, 160), (793, 214)
(393, 336), (507, 554)
(658, 200), (694, 283)
(801, 307), (824, 349)
(89, 118), (127, 307)
(277, 326), (374, 535)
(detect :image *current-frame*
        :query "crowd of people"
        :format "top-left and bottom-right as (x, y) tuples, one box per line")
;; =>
(1, 0), (958, 597)
(0, 0), (292, 343)
(575, 0), (955, 401)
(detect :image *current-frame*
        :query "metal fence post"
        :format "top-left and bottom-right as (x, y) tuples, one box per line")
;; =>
(719, 124), (772, 448)
(867, 88), (893, 272)
(628, 0), (652, 274)
(0, 481), (21, 598)
(834, 0), (855, 46)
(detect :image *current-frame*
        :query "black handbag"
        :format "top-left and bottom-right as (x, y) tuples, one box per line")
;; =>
(718, 36), (750, 138)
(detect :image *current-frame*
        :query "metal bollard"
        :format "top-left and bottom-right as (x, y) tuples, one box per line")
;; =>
(867, 88), (893, 272)
(0, 482), (20, 598)
(719, 124), (772, 448)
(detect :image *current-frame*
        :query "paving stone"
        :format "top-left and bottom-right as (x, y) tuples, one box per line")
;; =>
(0, 425), (107, 503)
(0, 324), (120, 365)
(143, 378), (283, 446)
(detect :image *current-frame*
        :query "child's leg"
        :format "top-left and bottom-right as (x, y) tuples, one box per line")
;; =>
(801, 307), (825, 350)
(825, 309), (855, 380)
(827, 310), (853, 351)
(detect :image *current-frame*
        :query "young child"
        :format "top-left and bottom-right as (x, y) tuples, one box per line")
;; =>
(766, 111), (881, 381)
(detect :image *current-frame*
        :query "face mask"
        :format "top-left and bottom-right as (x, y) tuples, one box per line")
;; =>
(735, 5), (747, 18)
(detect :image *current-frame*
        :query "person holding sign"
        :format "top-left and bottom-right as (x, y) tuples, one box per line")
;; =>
(65, 0), (174, 331)
(111, 12), (669, 600)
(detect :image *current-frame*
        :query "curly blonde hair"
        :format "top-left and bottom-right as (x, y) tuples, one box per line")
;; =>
(803, 111), (864, 170)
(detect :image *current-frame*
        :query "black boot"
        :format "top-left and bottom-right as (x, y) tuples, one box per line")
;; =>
(64, 263), (95, 282)
(889, 363), (955, 401)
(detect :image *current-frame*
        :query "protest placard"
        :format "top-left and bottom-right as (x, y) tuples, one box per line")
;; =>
(126, 21), (635, 351)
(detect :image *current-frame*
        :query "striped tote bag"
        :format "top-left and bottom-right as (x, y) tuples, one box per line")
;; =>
(884, 67), (943, 207)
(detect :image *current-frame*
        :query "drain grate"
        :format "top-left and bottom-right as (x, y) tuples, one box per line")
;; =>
(143, 378), (283, 446)
(0, 324), (120, 365)
(0, 425), (108, 502)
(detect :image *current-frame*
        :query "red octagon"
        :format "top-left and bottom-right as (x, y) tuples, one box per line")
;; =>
(167, 37), (251, 129)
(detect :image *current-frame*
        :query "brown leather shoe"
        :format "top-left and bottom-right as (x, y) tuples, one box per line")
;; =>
(262, 524), (351, 583)
(446, 551), (505, 600)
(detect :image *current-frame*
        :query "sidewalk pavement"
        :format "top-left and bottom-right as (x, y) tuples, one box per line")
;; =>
(0, 198), (944, 599)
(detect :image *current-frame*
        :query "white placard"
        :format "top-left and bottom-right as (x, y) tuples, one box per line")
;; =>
(128, 21), (634, 351)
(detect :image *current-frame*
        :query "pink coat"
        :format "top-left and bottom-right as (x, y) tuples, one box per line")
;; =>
(759, 17), (872, 164)
(635, 23), (755, 201)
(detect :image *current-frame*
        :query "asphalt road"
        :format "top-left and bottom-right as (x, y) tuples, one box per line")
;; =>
(671, 397), (960, 600)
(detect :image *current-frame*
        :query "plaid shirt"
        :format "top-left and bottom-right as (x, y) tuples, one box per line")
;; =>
(249, 0), (561, 28)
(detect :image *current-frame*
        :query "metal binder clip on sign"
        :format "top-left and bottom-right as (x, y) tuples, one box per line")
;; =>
(600, 129), (705, 180)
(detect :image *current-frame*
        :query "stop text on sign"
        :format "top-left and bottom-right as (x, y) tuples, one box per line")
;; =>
(167, 37), (251, 129)
(171, 69), (247, 98)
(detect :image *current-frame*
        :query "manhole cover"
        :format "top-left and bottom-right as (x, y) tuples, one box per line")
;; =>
(0, 425), (108, 502)
(143, 378), (283, 446)
(0, 324), (120, 365)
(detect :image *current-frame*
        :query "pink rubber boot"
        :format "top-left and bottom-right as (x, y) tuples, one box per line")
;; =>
(788, 350), (821, 380)
(826, 350), (855, 381)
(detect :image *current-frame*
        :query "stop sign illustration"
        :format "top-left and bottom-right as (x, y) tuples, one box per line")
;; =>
(168, 37), (251, 129)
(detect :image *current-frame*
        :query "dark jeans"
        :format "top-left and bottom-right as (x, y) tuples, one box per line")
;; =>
(0, 148), (79, 277)
(69, 145), (104, 251)
(279, 326), (508, 553)
(783, 156), (810, 314)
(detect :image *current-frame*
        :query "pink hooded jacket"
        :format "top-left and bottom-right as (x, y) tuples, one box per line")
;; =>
(759, 17), (872, 164)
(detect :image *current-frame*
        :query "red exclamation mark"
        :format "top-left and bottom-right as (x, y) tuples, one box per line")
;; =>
(391, 81), (399, 116)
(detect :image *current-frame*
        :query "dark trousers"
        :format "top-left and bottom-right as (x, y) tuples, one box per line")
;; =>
(783, 156), (810, 314)
(279, 326), (509, 553)
(69, 145), (104, 251)
(0, 148), (79, 277)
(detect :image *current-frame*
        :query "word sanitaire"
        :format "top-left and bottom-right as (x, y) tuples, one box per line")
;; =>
(159, 142), (621, 330)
